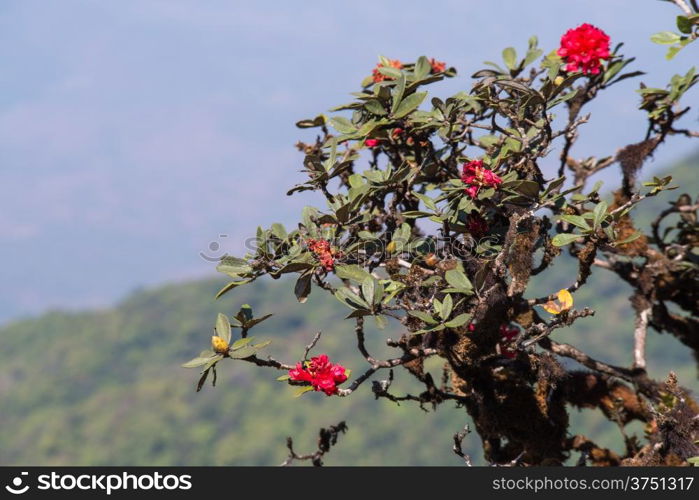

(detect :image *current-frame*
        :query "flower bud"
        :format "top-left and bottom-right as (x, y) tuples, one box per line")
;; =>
(211, 335), (229, 354)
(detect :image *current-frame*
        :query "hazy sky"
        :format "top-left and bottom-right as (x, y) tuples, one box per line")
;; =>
(1, 0), (697, 322)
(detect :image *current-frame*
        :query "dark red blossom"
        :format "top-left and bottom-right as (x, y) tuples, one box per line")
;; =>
(289, 354), (349, 396)
(466, 213), (489, 239)
(557, 23), (610, 75)
(365, 138), (380, 148)
(499, 324), (520, 359)
(429, 58), (446, 74)
(372, 59), (403, 83)
(460, 160), (502, 199)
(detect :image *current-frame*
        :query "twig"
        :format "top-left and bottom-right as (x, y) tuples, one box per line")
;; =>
(520, 308), (595, 348)
(633, 306), (651, 370)
(539, 338), (635, 382)
(671, 0), (693, 15)
(280, 421), (348, 466)
(303, 331), (322, 360)
(452, 425), (473, 466)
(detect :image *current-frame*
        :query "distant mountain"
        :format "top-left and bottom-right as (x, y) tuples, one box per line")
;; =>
(0, 155), (697, 466)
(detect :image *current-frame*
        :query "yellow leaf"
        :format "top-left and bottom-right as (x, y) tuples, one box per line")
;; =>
(557, 289), (573, 310)
(542, 289), (573, 315)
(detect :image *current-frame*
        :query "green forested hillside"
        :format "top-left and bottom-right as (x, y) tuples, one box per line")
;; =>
(1, 156), (697, 466)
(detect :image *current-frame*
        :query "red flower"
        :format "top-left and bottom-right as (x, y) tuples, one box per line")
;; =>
(372, 59), (403, 83)
(499, 324), (520, 359)
(391, 128), (405, 138)
(365, 138), (380, 148)
(288, 354), (349, 396)
(460, 160), (502, 199)
(466, 213), (489, 239)
(306, 238), (338, 271)
(557, 24), (610, 75)
(429, 58), (446, 74)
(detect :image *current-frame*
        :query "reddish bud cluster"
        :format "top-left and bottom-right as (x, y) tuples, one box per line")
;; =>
(306, 238), (338, 271)
(289, 354), (349, 396)
(499, 324), (520, 359)
(429, 58), (446, 74)
(461, 160), (503, 198)
(372, 59), (403, 83)
(365, 129), (406, 149)
(557, 23), (610, 75)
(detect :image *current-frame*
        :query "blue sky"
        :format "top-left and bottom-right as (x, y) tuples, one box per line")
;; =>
(1, 0), (697, 322)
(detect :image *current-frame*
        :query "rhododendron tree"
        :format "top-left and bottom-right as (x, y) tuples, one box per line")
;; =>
(185, 5), (699, 466)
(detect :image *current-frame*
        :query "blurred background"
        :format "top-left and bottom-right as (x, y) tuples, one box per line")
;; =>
(1, 0), (697, 465)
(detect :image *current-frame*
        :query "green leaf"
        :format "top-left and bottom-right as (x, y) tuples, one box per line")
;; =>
(294, 386), (314, 397)
(650, 31), (681, 45)
(334, 287), (371, 310)
(294, 273), (312, 303)
(377, 66), (402, 79)
(361, 277), (376, 305)
(334, 264), (372, 283)
(391, 73), (407, 114)
(592, 201), (608, 229)
(393, 92), (427, 118)
(444, 269), (473, 294)
(271, 223), (287, 239)
(414, 192), (438, 211)
(559, 214), (590, 230)
(217, 259), (252, 277)
(407, 310), (438, 324)
(502, 47), (517, 71)
(295, 115), (325, 128)
(364, 99), (387, 116)
(329, 116), (357, 134)
(414, 324), (446, 335)
(551, 233), (583, 247)
(676, 15), (693, 34)
(231, 337), (254, 350)
(182, 356), (216, 368)
(444, 313), (471, 328)
(440, 294), (453, 321)
(414, 56), (431, 79)
(228, 345), (257, 359)
(276, 374), (290, 381)
(215, 313), (232, 343)
(615, 232), (643, 245)
(215, 279), (252, 299)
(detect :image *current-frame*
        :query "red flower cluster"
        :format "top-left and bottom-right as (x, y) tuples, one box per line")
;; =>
(466, 213), (489, 239)
(372, 59), (403, 83)
(499, 324), (520, 359)
(461, 160), (502, 198)
(289, 354), (348, 396)
(306, 238), (338, 271)
(557, 23), (610, 75)
(429, 58), (446, 74)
